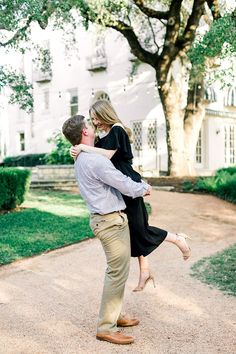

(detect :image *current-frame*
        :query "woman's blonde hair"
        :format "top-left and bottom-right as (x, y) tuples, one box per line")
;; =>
(89, 100), (133, 142)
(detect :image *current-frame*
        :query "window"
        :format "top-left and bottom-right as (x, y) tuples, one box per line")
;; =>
(19, 132), (25, 152)
(132, 121), (143, 151)
(90, 90), (110, 106)
(94, 91), (110, 102)
(225, 125), (235, 164)
(147, 120), (157, 150)
(224, 87), (236, 106)
(195, 129), (202, 164)
(68, 89), (78, 116)
(204, 87), (217, 102)
(43, 90), (50, 111)
(86, 35), (107, 71)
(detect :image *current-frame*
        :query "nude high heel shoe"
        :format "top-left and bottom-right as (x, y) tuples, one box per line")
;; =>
(133, 270), (156, 292)
(176, 233), (191, 260)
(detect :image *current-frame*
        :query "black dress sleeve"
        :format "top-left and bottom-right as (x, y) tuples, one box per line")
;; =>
(102, 126), (130, 153)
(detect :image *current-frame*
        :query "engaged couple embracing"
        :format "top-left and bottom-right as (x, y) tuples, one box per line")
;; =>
(62, 100), (191, 345)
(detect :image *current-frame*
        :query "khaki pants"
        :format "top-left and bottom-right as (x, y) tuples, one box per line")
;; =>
(90, 211), (130, 333)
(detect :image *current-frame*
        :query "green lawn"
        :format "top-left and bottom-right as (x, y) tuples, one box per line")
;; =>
(191, 243), (236, 297)
(0, 189), (93, 266)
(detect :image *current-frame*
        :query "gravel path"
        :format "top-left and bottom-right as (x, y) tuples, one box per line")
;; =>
(0, 191), (236, 354)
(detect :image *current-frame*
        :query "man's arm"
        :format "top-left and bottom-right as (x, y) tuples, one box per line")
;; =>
(94, 156), (151, 198)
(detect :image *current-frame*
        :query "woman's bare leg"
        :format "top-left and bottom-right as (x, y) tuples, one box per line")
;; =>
(165, 232), (191, 260)
(138, 255), (149, 270)
(133, 232), (190, 292)
(133, 256), (155, 292)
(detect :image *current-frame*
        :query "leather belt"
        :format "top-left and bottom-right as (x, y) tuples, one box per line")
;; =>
(93, 210), (123, 216)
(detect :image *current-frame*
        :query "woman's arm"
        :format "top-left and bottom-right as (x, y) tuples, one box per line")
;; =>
(70, 144), (117, 160)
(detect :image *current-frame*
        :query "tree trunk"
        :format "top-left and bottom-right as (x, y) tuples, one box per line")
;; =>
(156, 57), (205, 176)
(184, 81), (205, 175)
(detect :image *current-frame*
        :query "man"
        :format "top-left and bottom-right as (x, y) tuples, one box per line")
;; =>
(62, 115), (151, 345)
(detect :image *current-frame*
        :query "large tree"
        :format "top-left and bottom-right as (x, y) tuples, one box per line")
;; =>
(0, 1), (235, 175)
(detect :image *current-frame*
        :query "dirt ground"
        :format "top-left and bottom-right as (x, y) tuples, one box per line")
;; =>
(0, 190), (236, 354)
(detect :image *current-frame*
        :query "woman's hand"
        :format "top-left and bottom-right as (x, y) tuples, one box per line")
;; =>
(143, 186), (152, 196)
(70, 145), (82, 160)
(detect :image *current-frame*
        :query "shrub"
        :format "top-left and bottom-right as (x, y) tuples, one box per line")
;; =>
(182, 169), (236, 204)
(195, 176), (219, 193)
(44, 133), (73, 165)
(216, 174), (236, 204)
(0, 168), (31, 210)
(182, 180), (194, 191)
(215, 166), (236, 176)
(4, 154), (46, 167)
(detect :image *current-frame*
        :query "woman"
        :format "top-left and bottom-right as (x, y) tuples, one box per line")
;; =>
(70, 100), (191, 291)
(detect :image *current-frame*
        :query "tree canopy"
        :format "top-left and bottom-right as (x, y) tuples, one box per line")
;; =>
(1, 1), (236, 175)
(0, 1), (235, 111)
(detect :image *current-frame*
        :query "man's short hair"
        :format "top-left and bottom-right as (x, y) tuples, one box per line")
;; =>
(62, 115), (86, 145)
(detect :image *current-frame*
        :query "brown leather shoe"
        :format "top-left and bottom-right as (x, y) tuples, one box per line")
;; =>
(96, 331), (134, 345)
(117, 315), (140, 327)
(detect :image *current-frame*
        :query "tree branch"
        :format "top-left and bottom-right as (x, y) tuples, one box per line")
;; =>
(37, 0), (56, 29)
(147, 18), (160, 52)
(78, 3), (158, 66)
(164, 0), (183, 46)
(110, 20), (157, 66)
(157, 0), (184, 82)
(0, 16), (33, 47)
(133, 0), (169, 20)
(206, 0), (221, 20)
(177, 0), (206, 53)
(0, 0), (57, 47)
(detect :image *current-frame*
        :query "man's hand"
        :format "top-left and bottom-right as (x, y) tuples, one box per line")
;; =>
(143, 186), (152, 196)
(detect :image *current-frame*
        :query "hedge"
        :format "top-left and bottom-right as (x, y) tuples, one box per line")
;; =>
(0, 168), (31, 210)
(3, 154), (46, 167)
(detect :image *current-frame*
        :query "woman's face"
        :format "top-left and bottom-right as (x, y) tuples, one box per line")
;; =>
(91, 114), (109, 132)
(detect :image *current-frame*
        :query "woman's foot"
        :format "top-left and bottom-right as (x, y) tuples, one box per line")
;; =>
(133, 269), (156, 292)
(175, 233), (191, 260)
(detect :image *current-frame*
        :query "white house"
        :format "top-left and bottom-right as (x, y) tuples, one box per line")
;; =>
(0, 24), (235, 176)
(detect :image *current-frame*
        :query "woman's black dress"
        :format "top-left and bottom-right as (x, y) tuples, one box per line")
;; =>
(96, 126), (167, 257)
